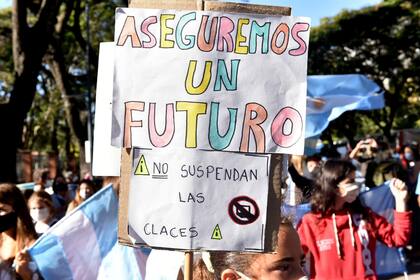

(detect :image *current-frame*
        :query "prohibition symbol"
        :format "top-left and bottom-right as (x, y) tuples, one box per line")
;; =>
(228, 196), (260, 225)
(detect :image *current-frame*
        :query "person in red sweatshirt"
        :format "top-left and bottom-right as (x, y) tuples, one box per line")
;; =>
(297, 159), (411, 280)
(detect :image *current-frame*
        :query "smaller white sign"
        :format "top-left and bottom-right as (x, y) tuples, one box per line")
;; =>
(128, 148), (270, 251)
(92, 42), (121, 176)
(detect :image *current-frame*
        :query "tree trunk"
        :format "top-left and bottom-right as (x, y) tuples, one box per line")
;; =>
(0, 0), (60, 182)
(0, 104), (20, 182)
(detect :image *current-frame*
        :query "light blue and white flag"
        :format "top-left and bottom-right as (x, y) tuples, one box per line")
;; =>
(359, 181), (407, 276)
(29, 184), (149, 280)
(306, 74), (385, 138)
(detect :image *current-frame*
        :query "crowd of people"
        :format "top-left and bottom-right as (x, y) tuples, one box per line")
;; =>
(0, 172), (100, 280)
(0, 138), (419, 279)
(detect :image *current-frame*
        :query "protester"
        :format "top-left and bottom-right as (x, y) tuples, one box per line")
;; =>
(297, 159), (412, 280)
(349, 138), (379, 188)
(399, 144), (420, 263)
(305, 155), (322, 179)
(194, 218), (308, 280)
(288, 155), (321, 203)
(0, 183), (39, 280)
(27, 191), (57, 236)
(400, 144), (420, 188)
(32, 168), (49, 192)
(51, 176), (69, 220)
(417, 173), (420, 208)
(66, 179), (95, 213)
(63, 170), (79, 201)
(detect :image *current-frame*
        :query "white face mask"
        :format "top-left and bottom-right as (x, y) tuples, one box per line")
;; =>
(79, 189), (87, 199)
(341, 184), (360, 203)
(30, 208), (50, 222)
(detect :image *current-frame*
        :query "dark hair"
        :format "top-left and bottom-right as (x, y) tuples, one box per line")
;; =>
(33, 168), (49, 183)
(194, 219), (294, 279)
(72, 179), (96, 207)
(0, 183), (38, 251)
(402, 144), (419, 161)
(28, 191), (55, 216)
(52, 176), (68, 193)
(79, 179), (95, 187)
(196, 252), (258, 280)
(311, 159), (357, 214)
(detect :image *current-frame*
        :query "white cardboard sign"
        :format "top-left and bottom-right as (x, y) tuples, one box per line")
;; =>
(92, 42), (121, 176)
(112, 8), (310, 155)
(128, 148), (270, 251)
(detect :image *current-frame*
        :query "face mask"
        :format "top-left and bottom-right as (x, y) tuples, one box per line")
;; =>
(341, 184), (360, 203)
(404, 152), (413, 161)
(79, 189), (88, 200)
(30, 208), (50, 222)
(0, 212), (17, 233)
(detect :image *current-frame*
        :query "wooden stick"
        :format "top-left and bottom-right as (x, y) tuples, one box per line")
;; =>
(184, 251), (193, 280)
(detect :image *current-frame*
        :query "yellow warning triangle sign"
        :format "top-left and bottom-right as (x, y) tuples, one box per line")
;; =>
(211, 224), (222, 240)
(134, 155), (150, 175)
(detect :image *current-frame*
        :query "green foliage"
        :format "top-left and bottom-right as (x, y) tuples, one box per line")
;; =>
(310, 0), (420, 142)
(23, 77), (71, 155)
(0, 8), (12, 102)
(0, 1), (122, 168)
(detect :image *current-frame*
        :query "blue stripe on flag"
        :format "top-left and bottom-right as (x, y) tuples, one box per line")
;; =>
(305, 74), (385, 138)
(80, 184), (118, 259)
(29, 233), (74, 280)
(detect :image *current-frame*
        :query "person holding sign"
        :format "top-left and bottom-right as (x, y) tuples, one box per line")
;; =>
(297, 159), (411, 280)
(194, 219), (308, 279)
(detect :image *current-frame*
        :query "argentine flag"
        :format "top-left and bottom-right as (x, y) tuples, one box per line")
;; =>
(28, 184), (148, 280)
(306, 74), (385, 138)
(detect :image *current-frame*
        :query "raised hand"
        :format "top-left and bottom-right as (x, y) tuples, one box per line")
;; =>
(390, 178), (408, 212)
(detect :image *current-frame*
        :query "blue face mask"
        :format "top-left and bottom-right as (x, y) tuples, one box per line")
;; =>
(404, 152), (414, 161)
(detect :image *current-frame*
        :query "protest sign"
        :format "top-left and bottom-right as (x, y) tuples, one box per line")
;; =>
(92, 42), (121, 176)
(114, 2), (294, 264)
(111, 8), (310, 155)
(126, 148), (270, 251)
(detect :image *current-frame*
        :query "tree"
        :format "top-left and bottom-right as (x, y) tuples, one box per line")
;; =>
(0, 0), (125, 182)
(0, 0), (61, 182)
(309, 0), (420, 144)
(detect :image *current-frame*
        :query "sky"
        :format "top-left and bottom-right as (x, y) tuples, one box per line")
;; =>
(0, 0), (382, 26)
(238, 0), (382, 26)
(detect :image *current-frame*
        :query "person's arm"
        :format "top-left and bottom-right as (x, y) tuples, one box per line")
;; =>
(371, 179), (411, 247)
(14, 249), (33, 280)
(288, 165), (313, 200)
(349, 140), (364, 159)
(390, 178), (408, 212)
(370, 209), (411, 247)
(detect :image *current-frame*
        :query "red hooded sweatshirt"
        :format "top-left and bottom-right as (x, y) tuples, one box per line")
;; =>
(297, 208), (411, 280)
